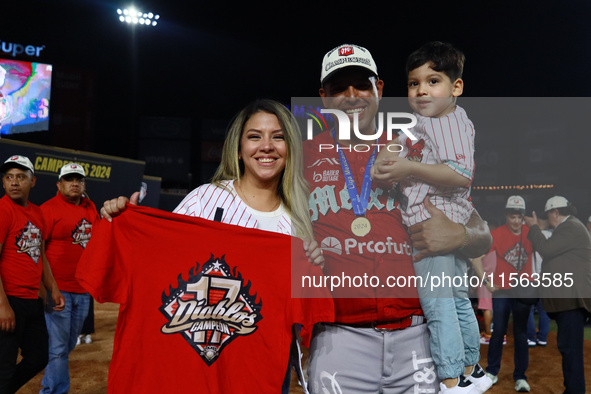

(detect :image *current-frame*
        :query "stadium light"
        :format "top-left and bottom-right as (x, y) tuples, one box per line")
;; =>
(116, 7), (160, 26)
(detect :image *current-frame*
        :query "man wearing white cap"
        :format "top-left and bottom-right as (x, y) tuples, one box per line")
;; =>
(0, 155), (65, 393)
(303, 44), (493, 393)
(472, 195), (533, 392)
(525, 196), (591, 394)
(39, 163), (99, 394)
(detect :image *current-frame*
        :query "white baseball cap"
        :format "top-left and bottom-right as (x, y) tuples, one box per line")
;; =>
(544, 196), (569, 212)
(58, 163), (85, 179)
(320, 44), (378, 84)
(505, 195), (526, 214)
(1, 155), (34, 174)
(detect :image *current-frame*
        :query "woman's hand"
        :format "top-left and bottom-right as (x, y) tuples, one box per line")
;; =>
(101, 192), (140, 222)
(303, 238), (325, 267)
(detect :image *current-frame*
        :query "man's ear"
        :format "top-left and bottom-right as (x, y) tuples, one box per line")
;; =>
(375, 79), (384, 100)
(319, 87), (330, 108)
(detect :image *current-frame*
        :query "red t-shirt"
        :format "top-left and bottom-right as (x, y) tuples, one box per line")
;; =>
(76, 205), (333, 393)
(0, 194), (46, 299)
(490, 224), (534, 289)
(304, 131), (423, 324)
(41, 192), (99, 293)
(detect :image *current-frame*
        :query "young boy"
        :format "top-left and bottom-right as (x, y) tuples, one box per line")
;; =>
(372, 42), (491, 394)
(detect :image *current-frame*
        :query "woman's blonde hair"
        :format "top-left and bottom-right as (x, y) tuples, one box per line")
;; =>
(211, 99), (313, 240)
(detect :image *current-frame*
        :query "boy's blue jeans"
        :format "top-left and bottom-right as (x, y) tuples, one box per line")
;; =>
(41, 292), (90, 394)
(413, 253), (480, 380)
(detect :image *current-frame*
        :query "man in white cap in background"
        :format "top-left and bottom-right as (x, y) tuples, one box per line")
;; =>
(39, 163), (99, 394)
(525, 196), (591, 394)
(0, 155), (65, 393)
(472, 195), (533, 392)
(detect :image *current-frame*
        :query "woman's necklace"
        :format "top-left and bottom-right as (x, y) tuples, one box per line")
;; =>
(236, 181), (281, 212)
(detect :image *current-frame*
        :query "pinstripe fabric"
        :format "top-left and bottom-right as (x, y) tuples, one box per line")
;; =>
(398, 106), (475, 227)
(173, 180), (292, 235)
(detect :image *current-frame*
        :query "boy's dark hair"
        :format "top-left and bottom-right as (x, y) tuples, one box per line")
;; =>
(406, 41), (465, 81)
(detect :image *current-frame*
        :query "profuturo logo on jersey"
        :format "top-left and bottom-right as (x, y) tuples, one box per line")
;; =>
(15, 221), (42, 263)
(159, 255), (263, 366)
(71, 218), (92, 249)
(320, 236), (412, 256)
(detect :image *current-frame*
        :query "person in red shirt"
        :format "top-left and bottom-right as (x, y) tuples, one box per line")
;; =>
(0, 155), (65, 393)
(39, 163), (99, 394)
(472, 196), (533, 392)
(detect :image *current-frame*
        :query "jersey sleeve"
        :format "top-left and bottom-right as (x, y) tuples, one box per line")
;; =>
(173, 187), (203, 217)
(425, 113), (475, 181)
(76, 218), (130, 304)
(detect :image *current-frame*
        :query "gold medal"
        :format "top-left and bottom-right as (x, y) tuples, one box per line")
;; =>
(351, 217), (371, 237)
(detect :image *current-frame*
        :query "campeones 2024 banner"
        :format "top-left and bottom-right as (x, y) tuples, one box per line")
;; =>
(0, 138), (147, 208)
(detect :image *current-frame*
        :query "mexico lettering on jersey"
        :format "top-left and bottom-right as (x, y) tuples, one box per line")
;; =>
(397, 106), (475, 227)
(304, 131), (423, 324)
(76, 205), (333, 393)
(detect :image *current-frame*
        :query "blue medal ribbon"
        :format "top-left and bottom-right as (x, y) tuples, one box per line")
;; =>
(331, 129), (378, 217)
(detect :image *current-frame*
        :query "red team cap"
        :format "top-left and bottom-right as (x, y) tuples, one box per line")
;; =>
(1, 155), (35, 174)
(320, 44), (378, 84)
(58, 162), (86, 179)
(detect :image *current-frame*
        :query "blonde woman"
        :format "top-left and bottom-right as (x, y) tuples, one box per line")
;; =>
(102, 99), (324, 392)
(101, 99), (321, 261)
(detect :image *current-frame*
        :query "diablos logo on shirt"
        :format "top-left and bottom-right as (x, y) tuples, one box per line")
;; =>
(159, 255), (263, 366)
(15, 221), (42, 263)
(71, 218), (92, 249)
(504, 243), (529, 273)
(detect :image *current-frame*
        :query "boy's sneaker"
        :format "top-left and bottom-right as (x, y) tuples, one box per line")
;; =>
(480, 333), (491, 345)
(484, 372), (498, 385)
(537, 340), (547, 346)
(83, 334), (93, 344)
(464, 364), (493, 392)
(439, 375), (479, 393)
(514, 379), (530, 392)
(503, 335), (507, 345)
(527, 339), (537, 347)
(76, 336), (81, 346)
